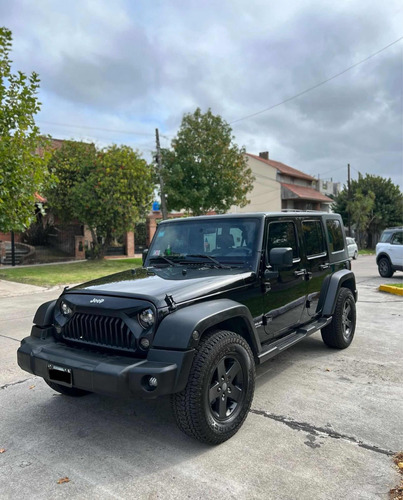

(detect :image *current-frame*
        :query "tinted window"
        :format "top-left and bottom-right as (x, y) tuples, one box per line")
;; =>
(392, 232), (403, 245)
(326, 219), (344, 253)
(268, 221), (298, 259)
(303, 220), (326, 256)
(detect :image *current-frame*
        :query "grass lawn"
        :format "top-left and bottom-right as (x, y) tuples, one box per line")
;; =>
(358, 249), (375, 255)
(391, 283), (403, 288)
(0, 259), (143, 287)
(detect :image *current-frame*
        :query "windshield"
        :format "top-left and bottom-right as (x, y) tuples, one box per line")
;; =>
(146, 217), (261, 271)
(380, 231), (393, 243)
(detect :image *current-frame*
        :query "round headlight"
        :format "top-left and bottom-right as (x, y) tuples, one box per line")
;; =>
(138, 308), (155, 329)
(60, 301), (72, 317)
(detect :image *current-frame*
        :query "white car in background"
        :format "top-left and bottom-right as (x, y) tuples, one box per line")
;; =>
(346, 237), (358, 260)
(376, 227), (403, 277)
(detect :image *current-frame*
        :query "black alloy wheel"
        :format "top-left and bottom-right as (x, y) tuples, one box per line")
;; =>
(207, 353), (246, 423)
(172, 330), (255, 444)
(321, 287), (356, 349)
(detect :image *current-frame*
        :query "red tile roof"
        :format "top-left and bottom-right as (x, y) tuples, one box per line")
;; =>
(281, 183), (333, 203)
(246, 153), (316, 181)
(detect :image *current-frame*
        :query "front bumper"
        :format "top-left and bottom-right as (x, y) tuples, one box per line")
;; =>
(17, 334), (194, 399)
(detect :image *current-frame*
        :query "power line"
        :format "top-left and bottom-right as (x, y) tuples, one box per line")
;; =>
(230, 35), (403, 125)
(37, 120), (172, 140)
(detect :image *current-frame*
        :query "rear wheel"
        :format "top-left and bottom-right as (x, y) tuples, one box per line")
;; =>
(172, 330), (255, 444)
(378, 257), (394, 278)
(321, 288), (356, 349)
(45, 380), (91, 397)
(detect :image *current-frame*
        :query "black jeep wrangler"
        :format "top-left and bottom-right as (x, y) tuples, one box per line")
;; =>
(18, 212), (357, 444)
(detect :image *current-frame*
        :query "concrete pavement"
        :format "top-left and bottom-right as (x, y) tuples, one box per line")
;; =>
(0, 256), (402, 499)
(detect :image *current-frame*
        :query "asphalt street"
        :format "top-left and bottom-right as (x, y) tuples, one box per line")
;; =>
(0, 256), (402, 499)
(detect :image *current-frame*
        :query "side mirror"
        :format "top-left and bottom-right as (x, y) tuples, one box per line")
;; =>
(142, 248), (149, 266)
(269, 247), (293, 268)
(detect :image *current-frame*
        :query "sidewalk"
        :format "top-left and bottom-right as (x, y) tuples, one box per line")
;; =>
(0, 279), (67, 298)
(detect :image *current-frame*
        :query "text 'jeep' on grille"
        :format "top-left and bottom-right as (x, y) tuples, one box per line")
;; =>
(18, 212), (357, 444)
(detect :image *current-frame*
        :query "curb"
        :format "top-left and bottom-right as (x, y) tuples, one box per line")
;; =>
(379, 285), (403, 296)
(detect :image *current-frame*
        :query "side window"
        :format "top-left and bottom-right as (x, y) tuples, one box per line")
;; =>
(392, 232), (403, 245)
(268, 221), (299, 259)
(326, 219), (344, 253)
(303, 220), (326, 257)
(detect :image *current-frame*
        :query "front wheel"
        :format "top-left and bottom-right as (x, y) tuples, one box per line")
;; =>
(172, 330), (255, 444)
(378, 257), (394, 278)
(321, 288), (356, 349)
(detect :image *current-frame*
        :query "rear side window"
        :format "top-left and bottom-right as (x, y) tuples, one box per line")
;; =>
(303, 220), (326, 257)
(267, 221), (299, 259)
(326, 219), (344, 253)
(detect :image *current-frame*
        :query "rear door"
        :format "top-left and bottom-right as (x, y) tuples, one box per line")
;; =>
(299, 217), (332, 323)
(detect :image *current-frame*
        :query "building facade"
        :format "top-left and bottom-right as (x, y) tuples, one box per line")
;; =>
(231, 152), (333, 213)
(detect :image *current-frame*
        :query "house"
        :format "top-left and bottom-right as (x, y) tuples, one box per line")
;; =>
(231, 151), (333, 213)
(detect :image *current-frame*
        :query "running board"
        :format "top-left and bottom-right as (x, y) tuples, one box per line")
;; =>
(257, 316), (332, 364)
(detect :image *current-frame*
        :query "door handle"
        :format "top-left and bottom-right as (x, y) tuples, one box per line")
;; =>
(319, 263), (330, 270)
(294, 269), (306, 277)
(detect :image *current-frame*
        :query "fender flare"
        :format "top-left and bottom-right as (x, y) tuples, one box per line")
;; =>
(33, 300), (56, 327)
(376, 252), (391, 265)
(153, 298), (261, 354)
(321, 270), (357, 317)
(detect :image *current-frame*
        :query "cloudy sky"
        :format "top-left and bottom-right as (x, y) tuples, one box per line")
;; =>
(2, 0), (402, 189)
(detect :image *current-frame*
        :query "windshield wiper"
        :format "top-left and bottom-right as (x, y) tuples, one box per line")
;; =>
(149, 255), (181, 267)
(184, 254), (230, 269)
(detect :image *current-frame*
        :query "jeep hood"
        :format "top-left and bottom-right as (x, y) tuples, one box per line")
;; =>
(66, 267), (256, 309)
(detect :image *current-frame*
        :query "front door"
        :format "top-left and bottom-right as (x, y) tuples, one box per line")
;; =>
(263, 219), (307, 339)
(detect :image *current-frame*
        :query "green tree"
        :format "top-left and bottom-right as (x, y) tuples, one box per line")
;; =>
(333, 174), (403, 247)
(0, 27), (48, 231)
(46, 143), (154, 258)
(346, 190), (375, 249)
(46, 140), (97, 222)
(162, 108), (254, 215)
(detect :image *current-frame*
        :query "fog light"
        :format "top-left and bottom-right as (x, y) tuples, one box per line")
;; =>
(140, 338), (150, 349)
(148, 376), (158, 387)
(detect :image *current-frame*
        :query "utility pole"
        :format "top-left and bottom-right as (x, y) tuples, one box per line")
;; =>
(155, 128), (168, 220)
(347, 163), (351, 236)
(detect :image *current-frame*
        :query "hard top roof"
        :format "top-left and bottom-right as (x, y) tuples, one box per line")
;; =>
(159, 211), (333, 224)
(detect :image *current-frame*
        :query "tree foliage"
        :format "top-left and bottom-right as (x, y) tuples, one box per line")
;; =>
(162, 108), (254, 216)
(47, 142), (154, 258)
(0, 27), (48, 232)
(333, 174), (403, 247)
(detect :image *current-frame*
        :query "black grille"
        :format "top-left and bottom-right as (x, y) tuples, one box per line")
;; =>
(62, 313), (136, 352)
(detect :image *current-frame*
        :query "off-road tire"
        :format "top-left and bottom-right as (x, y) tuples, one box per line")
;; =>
(321, 288), (356, 349)
(45, 380), (91, 397)
(378, 257), (394, 278)
(172, 330), (255, 445)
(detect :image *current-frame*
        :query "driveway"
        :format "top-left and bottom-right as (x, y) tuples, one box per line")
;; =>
(0, 256), (402, 499)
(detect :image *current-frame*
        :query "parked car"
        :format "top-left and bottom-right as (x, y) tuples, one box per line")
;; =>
(18, 212), (357, 444)
(376, 227), (403, 277)
(346, 237), (358, 260)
